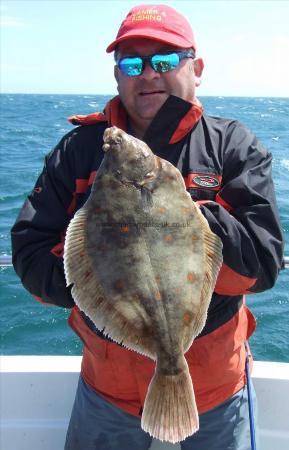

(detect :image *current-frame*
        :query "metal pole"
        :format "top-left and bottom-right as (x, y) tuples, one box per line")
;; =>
(1, 255), (289, 268)
(283, 255), (289, 269)
(0, 256), (13, 267)
(245, 341), (257, 450)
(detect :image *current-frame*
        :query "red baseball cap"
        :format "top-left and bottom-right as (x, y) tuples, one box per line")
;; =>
(106, 4), (197, 53)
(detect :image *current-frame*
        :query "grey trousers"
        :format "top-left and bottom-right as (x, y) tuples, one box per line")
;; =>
(65, 376), (259, 450)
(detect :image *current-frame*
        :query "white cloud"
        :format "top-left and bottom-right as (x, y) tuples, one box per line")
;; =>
(200, 31), (289, 97)
(0, 15), (27, 27)
(229, 35), (289, 95)
(0, 3), (8, 12)
(1, 63), (40, 72)
(230, 33), (249, 44)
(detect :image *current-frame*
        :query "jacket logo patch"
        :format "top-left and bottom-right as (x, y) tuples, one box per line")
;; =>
(193, 175), (220, 188)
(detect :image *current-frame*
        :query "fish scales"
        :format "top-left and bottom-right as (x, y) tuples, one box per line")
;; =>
(64, 126), (223, 443)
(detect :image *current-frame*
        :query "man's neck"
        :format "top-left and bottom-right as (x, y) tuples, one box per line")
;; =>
(127, 117), (151, 139)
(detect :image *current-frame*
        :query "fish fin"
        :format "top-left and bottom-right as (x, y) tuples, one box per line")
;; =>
(64, 208), (156, 357)
(141, 187), (153, 210)
(141, 359), (199, 443)
(191, 214), (223, 339)
(64, 208), (88, 288)
(204, 229), (223, 278)
(64, 208), (108, 331)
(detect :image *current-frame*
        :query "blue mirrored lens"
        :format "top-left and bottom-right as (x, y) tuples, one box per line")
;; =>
(151, 53), (180, 73)
(118, 57), (143, 76)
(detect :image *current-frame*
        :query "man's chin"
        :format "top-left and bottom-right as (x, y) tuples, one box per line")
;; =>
(136, 97), (167, 121)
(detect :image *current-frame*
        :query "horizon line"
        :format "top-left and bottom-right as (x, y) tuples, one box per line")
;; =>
(1, 92), (289, 99)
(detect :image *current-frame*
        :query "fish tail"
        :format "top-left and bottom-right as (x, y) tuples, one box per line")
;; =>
(141, 360), (199, 443)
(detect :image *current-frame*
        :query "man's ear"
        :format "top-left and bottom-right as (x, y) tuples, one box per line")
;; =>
(193, 58), (204, 87)
(114, 65), (120, 83)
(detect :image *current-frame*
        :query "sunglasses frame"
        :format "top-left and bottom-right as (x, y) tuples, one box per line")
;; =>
(117, 49), (195, 77)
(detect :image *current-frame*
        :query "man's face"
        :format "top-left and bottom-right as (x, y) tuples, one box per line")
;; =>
(114, 38), (204, 136)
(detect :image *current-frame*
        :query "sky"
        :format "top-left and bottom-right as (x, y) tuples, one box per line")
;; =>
(1, 0), (289, 97)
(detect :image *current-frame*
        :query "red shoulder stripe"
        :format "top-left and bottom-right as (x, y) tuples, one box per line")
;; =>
(216, 193), (233, 212)
(68, 112), (106, 126)
(51, 242), (64, 258)
(75, 171), (97, 193)
(169, 102), (203, 144)
(67, 171), (97, 216)
(33, 294), (54, 306)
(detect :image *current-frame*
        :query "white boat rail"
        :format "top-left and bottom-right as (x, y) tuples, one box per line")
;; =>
(0, 255), (13, 267)
(0, 357), (289, 450)
(0, 255), (289, 269)
(2, 255), (289, 268)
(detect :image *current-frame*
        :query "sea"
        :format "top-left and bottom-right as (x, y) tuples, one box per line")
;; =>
(0, 94), (288, 362)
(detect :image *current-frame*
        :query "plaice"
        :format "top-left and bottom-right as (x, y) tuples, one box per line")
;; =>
(64, 126), (223, 443)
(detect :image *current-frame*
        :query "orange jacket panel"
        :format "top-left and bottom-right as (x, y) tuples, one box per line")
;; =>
(69, 301), (256, 416)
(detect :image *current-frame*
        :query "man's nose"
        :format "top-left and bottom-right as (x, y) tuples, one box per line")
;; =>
(140, 62), (161, 80)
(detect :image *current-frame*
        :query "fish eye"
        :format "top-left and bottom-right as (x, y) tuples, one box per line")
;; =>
(144, 171), (154, 179)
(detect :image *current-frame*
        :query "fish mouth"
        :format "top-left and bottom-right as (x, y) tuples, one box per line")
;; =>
(103, 126), (123, 153)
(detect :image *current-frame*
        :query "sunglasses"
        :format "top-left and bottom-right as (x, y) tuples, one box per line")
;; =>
(117, 50), (195, 77)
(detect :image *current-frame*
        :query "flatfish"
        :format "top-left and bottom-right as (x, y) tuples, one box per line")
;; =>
(64, 126), (223, 443)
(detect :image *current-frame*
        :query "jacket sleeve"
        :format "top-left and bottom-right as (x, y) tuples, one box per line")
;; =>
(11, 130), (79, 308)
(199, 121), (284, 296)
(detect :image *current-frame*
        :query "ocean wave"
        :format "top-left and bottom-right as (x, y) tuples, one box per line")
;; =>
(281, 159), (289, 172)
(88, 102), (99, 108)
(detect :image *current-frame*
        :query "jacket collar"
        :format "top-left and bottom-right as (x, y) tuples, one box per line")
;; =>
(68, 96), (126, 129)
(68, 95), (203, 148)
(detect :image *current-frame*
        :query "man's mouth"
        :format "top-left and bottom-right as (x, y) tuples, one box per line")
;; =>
(139, 90), (166, 96)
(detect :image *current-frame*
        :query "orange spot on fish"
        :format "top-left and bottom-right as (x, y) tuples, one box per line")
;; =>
(154, 292), (162, 301)
(120, 225), (129, 233)
(84, 271), (92, 280)
(94, 207), (102, 213)
(191, 234), (198, 241)
(164, 234), (173, 242)
(183, 311), (193, 325)
(157, 207), (166, 214)
(187, 272), (195, 283)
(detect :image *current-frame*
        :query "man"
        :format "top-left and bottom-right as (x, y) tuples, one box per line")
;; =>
(11, 4), (284, 450)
